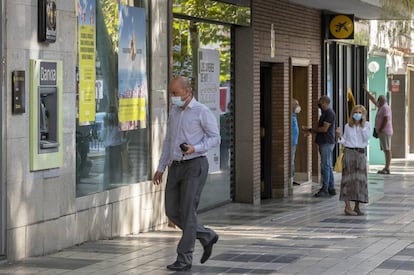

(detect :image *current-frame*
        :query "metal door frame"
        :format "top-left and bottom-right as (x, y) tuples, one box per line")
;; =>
(0, 0), (6, 256)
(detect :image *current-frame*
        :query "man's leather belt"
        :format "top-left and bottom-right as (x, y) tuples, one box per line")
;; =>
(345, 147), (365, 154)
(172, 156), (205, 165)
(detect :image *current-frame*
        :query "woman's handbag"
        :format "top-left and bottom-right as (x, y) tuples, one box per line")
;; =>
(334, 146), (344, 173)
(373, 128), (378, 138)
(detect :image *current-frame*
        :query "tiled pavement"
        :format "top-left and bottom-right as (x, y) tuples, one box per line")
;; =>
(2, 159), (414, 274)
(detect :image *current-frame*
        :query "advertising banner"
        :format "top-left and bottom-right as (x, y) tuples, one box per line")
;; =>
(118, 5), (148, 130)
(198, 49), (220, 173)
(78, 0), (96, 123)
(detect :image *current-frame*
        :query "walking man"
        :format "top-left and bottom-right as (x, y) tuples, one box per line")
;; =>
(153, 76), (221, 271)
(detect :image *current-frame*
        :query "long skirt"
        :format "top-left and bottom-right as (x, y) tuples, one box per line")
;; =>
(339, 148), (368, 203)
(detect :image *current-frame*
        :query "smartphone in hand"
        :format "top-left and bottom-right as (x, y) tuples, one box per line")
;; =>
(180, 143), (188, 152)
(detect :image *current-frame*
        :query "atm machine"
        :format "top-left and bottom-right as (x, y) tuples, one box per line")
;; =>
(29, 59), (63, 171)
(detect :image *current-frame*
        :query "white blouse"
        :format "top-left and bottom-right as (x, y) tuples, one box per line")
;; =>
(339, 122), (371, 148)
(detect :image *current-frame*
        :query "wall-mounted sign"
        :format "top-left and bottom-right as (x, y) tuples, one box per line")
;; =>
(391, 80), (400, 93)
(324, 14), (354, 40)
(38, 0), (57, 43)
(270, 24), (275, 58)
(39, 61), (57, 86)
(12, 71), (25, 114)
(198, 48), (220, 173)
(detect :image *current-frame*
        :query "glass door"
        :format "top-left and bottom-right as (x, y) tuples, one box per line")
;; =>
(172, 18), (233, 209)
(324, 42), (367, 157)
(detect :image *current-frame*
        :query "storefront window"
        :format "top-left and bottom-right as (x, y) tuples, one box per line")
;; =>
(76, 0), (149, 197)
(172, 18), (233, 209)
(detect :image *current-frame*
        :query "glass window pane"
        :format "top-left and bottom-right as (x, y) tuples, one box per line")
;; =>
(172, 18), (232, 209)
(76, 0), (149, 197)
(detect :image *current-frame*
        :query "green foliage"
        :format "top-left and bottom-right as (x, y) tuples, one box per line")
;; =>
(353, 30), (369, 46)
(173, 0), (245, 84)
(173, 0), (250, 26)
(381, 0), (414, 18)
(101, 0), (119, 52)
(173, 19), (231, 84)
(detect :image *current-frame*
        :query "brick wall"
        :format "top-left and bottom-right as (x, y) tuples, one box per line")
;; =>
(252, 0), (321, 198)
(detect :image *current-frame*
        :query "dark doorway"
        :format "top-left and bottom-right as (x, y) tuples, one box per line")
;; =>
(260, 63), (272, 199)
(292, 66), (310, 182)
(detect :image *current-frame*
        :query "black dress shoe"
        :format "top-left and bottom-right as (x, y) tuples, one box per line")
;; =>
(166, 261), (192, 271)
(328, 189), (337, 196)
(314, 189), (329, 198)
(201, 235), (219, 264)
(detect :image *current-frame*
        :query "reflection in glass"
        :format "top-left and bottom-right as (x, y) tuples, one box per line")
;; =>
(173, 18), (232, 209)
(76, 0), (150, 197)
(101, 105), (125, 188)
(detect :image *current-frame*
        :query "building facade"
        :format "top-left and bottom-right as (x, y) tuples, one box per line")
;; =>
(0, 0), (381, 260)
(3, 0), (170, 260)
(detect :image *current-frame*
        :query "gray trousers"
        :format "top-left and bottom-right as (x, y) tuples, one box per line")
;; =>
(165, 156), (217, 265)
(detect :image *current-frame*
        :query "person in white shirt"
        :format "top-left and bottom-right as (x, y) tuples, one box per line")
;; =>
(336, 105), (371, 216)
(153, 76), (221, 271)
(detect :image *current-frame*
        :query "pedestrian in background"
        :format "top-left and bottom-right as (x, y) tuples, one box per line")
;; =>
(305, 95), (337, 197)
(101, 105), (125, 189)
(365, 86), (393, 174)
(292, 98), (301, 185)
(153, 76), (220, 272)
(336, 105), (370, 216)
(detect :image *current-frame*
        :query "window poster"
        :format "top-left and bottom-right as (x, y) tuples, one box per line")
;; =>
(78, 0), (96, 124)
(118, 5), (148, 130)
(198, 49), (220, 173)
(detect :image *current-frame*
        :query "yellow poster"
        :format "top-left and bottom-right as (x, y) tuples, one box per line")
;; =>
(78, 18), (96, 123)
(119, 97), (146, 129)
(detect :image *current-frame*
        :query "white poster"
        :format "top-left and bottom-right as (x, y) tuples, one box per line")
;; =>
(198, 49), (220, 173)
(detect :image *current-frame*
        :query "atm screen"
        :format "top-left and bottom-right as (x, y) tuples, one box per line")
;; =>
(39, 100), (48, 140)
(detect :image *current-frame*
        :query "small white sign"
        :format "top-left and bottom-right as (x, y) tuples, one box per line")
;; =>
(198, 49), (220, 173)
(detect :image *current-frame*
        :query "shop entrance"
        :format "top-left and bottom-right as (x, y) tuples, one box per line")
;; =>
(324, 42), (367, 159)
(292, 65), (310, 183)
(260, 64), (272, 199)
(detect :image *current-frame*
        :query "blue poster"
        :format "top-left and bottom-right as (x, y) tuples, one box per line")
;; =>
(118, 5), (148, 130)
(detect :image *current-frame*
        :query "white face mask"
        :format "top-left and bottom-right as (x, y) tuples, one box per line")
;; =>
(353, 113), (363, 121)
(171, 96), (185, 107)
(295, 106), (301, 113)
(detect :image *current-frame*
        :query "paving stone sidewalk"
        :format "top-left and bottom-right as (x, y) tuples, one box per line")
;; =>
(1, 159), (414, 274)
